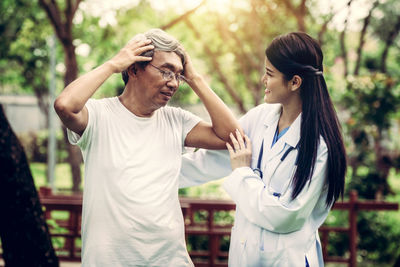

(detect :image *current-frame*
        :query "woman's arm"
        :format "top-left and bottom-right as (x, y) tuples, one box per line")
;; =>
(223, 132), (328, 233)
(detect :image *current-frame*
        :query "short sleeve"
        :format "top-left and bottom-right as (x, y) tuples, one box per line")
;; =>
(67, 99), (98, 150)
(177, 108), (202, 147)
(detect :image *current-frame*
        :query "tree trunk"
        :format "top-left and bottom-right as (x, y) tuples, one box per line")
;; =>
(0, 105), (59, 267)
(63, 42), (78, 86)
(280, 0), (308, 32)
(380, 15), (400, 73)
(354, 0), (379, 76)
(62, 40), (83, 193)
(373, 131), (393, 200)
(39, 0), (83, 193)
(340, 0), (354, 78)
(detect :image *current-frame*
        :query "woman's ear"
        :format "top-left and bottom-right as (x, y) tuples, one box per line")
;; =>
(290, 75), (302, 91)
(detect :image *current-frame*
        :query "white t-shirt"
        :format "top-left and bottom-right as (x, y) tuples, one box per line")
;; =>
(68, 97), (201, 267)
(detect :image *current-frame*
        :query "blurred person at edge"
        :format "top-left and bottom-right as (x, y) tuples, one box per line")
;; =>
(180, 32), (347, 267)
(54, 28), (241, 266)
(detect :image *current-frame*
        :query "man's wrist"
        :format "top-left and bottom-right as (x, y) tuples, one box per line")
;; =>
(104, 60), (119, 74)
(186, 74), (202, 86)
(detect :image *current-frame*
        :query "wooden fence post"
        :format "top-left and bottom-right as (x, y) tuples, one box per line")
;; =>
(349, 190), (358, 267)
(209, 209), (216, 266)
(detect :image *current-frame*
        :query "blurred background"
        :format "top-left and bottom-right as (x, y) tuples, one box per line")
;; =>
(1, 0), (400, 266)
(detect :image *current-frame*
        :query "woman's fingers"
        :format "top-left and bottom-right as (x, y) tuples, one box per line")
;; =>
(229, 130), (251, 153)
(244, 134), (252, 152)
(227, 133), (252, 170)
(235, 129), (246, 150)
(226, 142), (234, 156)
(229, 132), (240, 151)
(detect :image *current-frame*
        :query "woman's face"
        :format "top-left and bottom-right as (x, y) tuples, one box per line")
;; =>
(261, 57), (292, 105)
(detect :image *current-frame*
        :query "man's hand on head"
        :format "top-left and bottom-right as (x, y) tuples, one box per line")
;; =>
(179, 45), (200, 83)
(107, 34), (154, 73)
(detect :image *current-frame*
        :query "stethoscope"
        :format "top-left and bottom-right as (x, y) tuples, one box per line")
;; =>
(252, 140), (298, 179)
(252, 139), (298, 198)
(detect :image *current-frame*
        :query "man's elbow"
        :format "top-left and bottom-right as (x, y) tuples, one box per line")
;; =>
(215, 124), (242, 139)
(54, 97), (65, 113)
(54, 97), (75, 120)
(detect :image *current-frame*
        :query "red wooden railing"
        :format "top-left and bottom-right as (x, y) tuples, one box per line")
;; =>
(319, 190), (398, 266)
(180, 197), (234, 267)
(17, 188), (398, 266)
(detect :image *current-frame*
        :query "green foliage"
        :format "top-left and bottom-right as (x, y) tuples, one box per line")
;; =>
(169, 82), (199, 105)
(357, 211), (400, 264)
(336, 72), (400, 264)
(370, 0), (400, 46)
(341, 73), (400, 197)
(0, 0), (53, 96)
(0, 0), (33, 58)
(344, 73), (400, 130)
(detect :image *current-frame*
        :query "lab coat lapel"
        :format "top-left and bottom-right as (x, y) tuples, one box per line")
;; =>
(261, 105), (282, 163)
(263, 112), (302, 179)
(265, 135), (287, 163)
(282, 112), (302, 149)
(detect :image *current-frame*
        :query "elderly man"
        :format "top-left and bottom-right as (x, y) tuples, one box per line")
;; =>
(54, 29), (240, 266)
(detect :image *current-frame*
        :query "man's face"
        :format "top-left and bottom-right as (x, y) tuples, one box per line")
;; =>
(136, 51), (183, 111)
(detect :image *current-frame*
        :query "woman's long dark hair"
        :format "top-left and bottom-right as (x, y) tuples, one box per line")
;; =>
(265, 32), (347, 207)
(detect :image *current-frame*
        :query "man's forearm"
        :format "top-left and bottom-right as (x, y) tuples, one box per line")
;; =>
(188, 75), (242, 141)
(56, 61), (115, 114)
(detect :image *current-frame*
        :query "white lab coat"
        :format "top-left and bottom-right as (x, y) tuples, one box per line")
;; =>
(180, 104), (330, 267)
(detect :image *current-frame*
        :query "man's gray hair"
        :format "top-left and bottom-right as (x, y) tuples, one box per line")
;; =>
(122, 29), (185, 85)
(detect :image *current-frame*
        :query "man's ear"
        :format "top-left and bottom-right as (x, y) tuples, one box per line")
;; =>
(127, 64), (137, 76)
(290, 75), (302, 91)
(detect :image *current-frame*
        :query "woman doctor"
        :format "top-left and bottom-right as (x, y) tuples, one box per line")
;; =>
(180, 32), (347, 266)
(224, 32), (346, 266)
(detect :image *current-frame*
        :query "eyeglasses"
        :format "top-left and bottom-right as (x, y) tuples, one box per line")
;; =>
(148, 63), (186, 84)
